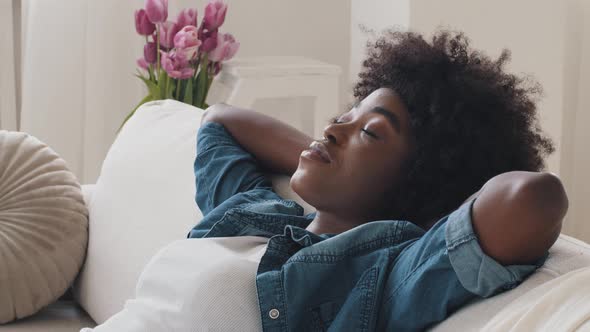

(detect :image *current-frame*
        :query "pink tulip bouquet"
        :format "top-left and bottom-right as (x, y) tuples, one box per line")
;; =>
(122, 0), (239, 128)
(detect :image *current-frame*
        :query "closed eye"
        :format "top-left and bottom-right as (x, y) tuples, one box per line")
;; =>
(329, 117), (379, 139)
(361, 128), (378, 138)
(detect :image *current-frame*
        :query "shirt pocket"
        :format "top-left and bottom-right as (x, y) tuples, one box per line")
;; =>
(308, 267), (380, 332)
(307, 299), (341, 332)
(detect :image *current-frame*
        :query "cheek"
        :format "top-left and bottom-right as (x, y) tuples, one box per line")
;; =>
(350, 155), (403, 196)
(289, 152), (403, 210)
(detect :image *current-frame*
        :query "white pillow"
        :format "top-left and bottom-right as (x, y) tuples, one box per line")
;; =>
(80, 236), (268, 332)
(72, 100), (205, 324)
(72, 99), (314, 325)
(431, 234), (590, 331)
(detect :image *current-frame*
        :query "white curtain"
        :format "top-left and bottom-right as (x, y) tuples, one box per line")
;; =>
(0, 0), (18, 131)
(20, 0), (145, 184)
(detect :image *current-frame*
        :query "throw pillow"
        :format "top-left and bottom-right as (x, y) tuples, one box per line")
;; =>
(0, 131), (88, 323)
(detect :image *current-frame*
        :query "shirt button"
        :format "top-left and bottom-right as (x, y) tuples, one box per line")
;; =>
(269, 308), (280, 319)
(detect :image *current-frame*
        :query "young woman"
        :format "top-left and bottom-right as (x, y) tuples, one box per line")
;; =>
(187, 29), (568, 331)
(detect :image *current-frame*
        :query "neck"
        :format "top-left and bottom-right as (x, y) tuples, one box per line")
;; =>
(305, 210), (366, 235)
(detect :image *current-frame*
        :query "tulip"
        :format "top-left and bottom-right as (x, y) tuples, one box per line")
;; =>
(158, 21), (179, 50)
(144, 42), (158, 64)
(199, 29), (218, 53)
(212, 62), (222, 75)
(135, 9), (155, 36)
(174, 26), (201, 49)
(177, 8), (197, 28)
(178, 46), (200, 62)
(208, 33), (239, 62)
(174, 26), (201, 62)
(137, 58), (149, 70)
(203, 0), (227, 30)
(160, 50), (195, 79)
(145, 0), (168, 23)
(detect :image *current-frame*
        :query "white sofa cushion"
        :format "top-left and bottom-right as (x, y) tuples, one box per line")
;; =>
(480, 265), (590, 331)
(72, 100), (313, 325)
(80, 236), (268, 332)
(431, 234), (590, 331)
(72, 100), (205, 324)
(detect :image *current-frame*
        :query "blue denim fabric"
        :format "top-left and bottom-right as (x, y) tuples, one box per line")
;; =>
(187, 122), (546, 332)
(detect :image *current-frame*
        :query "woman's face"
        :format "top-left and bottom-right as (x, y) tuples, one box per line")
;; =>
(291, 87), (414, 220)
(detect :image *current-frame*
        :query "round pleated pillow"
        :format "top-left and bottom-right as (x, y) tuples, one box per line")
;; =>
(0, 131), (88, 323)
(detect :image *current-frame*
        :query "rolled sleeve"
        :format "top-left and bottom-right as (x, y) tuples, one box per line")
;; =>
(445, 198), (548, 297)
(379, 199), (547, 330)
(195, 122), (272, 216)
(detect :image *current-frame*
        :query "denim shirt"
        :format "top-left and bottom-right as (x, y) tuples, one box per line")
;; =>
(187, 122), (546, 332)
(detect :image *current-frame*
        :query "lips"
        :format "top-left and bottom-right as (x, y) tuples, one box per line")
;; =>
(307, 141), (332, 163)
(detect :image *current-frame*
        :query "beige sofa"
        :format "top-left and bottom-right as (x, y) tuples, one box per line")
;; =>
(2, 100), (589, 331)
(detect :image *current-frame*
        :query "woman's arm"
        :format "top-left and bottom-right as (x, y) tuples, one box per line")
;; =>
(471, 171), (568, 265)
(201, 103), (314, 176)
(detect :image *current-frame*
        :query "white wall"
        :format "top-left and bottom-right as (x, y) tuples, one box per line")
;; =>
(0, 0), (18, 131)
(20, 0), (351, 184)
(349, 0), (410, 92)
(563, 0), (590, 242)
(409, 0), (590, 242)
(410, 0), (566, 174)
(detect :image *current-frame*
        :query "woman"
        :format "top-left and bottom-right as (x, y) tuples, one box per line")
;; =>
(187, 29), (568, 331)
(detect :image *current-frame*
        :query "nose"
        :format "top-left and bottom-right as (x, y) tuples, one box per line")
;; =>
(322, 122), (347, 145)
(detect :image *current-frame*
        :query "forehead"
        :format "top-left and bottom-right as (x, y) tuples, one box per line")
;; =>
(362, 88), (406, 111)
(356, 88), (410, 129)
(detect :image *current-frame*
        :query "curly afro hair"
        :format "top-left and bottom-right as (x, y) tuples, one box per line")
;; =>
(352, 29), (555, 229)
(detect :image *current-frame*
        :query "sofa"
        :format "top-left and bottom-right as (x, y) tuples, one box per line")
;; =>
(2, 99), (590, 331)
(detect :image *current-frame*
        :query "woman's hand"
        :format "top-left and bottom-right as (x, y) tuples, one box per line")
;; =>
(201, 103), (314, 176)
(470, 171), (568, 265)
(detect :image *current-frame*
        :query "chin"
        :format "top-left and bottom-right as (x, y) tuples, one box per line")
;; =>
(290, 168), (331, 211)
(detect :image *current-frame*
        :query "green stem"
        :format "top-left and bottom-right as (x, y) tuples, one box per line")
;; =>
(176, 79), (181, 100)
(145, 36), (153, 81)
(193, 54), (201, 80)
(155, 25), (160, 82)
(166, 75), (170, 99)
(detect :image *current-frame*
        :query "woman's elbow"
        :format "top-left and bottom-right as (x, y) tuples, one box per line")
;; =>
(522, 172), (569, 227)
(509, 172), (568, 263)
(473, 171), (568, 265)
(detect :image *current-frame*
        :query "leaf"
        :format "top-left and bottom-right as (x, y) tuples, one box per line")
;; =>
(183, 79), (193, 105)
(135, 74), (160, 99)
(118, 94), (153, 133)
(147, 65), (154, 81)
(135, 69), (147, 79)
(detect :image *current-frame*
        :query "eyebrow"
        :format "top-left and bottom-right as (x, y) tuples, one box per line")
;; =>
(369, 106), (401, 133)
